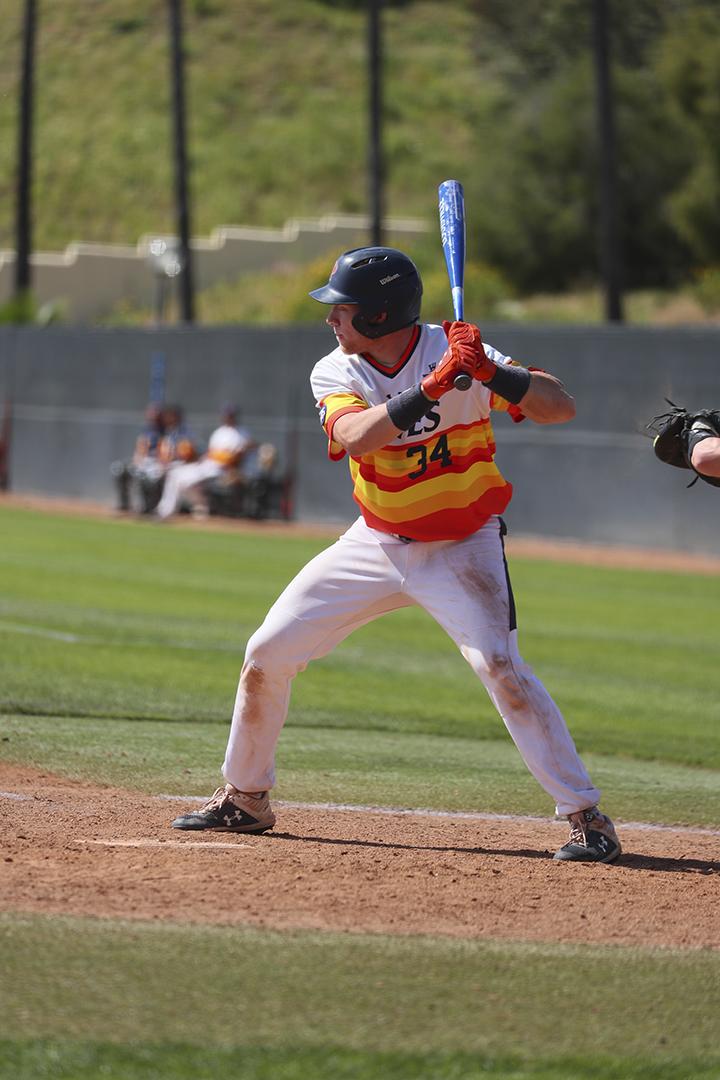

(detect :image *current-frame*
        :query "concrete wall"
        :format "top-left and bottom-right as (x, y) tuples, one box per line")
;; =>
(0, 215), (428, 323)
(1, 323), (719, 554)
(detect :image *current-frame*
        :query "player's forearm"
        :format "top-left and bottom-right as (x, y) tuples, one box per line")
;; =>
(518, 371), (576, 425)
(691, 437), (720, 477)
(332, 403), (402, 456)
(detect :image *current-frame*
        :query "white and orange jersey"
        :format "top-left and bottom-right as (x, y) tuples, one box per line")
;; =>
(206, 424), (252, 468)
(310, 323), (525, 542)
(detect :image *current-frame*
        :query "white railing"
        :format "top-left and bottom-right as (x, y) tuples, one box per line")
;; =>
(0, 214), (429, 323)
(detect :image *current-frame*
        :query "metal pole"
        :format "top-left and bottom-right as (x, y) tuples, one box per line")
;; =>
(168, 0), (195, 323)
(14, 0), (37, 301)
(367, 0), (384, 247)
(154, 276), (167, 326)
(591, 0), (623, 322)
(0, 397), (12, 490)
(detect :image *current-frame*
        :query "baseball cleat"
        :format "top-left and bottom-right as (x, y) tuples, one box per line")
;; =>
(171, 785), (276, 833)
(553, 807), (621, 863)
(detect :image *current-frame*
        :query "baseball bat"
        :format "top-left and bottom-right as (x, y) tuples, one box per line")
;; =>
(438, 179), (471, 391)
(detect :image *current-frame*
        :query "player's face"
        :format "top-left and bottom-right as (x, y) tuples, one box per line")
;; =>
(326, 304), (372, 353)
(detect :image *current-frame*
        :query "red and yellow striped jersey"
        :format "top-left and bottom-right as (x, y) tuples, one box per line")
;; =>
(310, 323), (525, 542)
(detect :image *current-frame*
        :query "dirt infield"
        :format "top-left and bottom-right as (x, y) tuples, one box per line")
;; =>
(1, 763), (718, 949)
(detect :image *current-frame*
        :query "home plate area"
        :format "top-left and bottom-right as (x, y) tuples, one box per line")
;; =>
(1, 762), (718, 949)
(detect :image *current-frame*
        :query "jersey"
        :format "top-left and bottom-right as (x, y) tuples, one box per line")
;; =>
(206, 424), (252, 468)
(159, 425), (197, 465)
(310, 322), (524, 542)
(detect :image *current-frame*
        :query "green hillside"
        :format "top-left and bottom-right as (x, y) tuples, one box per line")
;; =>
(2, 0), (720, 322)
(0, 0), (489, 251)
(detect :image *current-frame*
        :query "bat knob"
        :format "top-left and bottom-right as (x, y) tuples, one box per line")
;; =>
(453, 372), (472, 391)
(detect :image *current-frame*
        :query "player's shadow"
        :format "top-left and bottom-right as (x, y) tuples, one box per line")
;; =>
(616, 852), (720, 875)
(270, 833), (720, 873)
(269, 831), (551, 859)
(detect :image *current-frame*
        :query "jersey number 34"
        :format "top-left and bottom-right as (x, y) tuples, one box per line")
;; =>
(406, 434), (452, 479)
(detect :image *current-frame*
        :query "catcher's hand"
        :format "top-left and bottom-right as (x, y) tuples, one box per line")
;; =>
(646, 400), (720, 487)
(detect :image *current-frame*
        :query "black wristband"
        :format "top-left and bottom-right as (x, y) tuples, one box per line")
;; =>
(687, 421), (718, 458)
(386, 384), (435, 430)
(483, 363), (531, 405)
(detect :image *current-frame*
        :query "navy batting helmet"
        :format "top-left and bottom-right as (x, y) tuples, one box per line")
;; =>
(309, 247), (423, 339)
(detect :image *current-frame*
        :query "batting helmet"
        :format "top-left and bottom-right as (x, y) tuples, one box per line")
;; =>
(309, 247), (423, 339)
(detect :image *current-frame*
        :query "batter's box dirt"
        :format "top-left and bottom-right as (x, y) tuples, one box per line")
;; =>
(0, 762), (718, 949)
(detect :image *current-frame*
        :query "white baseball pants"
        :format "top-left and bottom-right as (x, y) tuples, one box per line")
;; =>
(222, 516), (601, 816)
(155, 458), (223, 519)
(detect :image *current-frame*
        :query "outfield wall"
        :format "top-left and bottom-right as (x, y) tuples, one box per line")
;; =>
(0, 324), (718, 555)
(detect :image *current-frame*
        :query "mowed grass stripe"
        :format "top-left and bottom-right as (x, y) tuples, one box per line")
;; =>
(2, 1042), (718, 1080)
(0, 507), (719, 768)
(2, 913), (719, 1064)
(2, 713), (719, 826)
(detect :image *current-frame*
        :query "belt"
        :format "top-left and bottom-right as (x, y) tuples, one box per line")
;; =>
(392, 534), (416, 543)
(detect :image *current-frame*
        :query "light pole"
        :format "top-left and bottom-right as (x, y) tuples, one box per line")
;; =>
(14, 0), (37, 307)
(591, 0), (623, 322)
(167, 0), (195, 323)
(367, 0), (384, 247)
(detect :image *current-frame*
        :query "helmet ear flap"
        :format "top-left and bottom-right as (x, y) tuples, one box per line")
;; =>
(351, 309), (388, 339)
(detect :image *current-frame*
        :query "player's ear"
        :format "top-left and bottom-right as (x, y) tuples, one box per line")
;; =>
(366, 311), (388, 328)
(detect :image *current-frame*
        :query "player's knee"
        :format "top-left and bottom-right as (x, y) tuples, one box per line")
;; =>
(467, 646), (512, 683)
(245, 631), (281, 671)
(245, 627), (303, 679)
(483, 650), (514, 683)
(483, 653), (534, 713)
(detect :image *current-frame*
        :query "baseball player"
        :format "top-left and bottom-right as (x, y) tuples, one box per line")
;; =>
(155, 405), (254, 520)
(172, 247), (622, 863)
(693, 429), (720, 479)
(648, 402), (720, 486)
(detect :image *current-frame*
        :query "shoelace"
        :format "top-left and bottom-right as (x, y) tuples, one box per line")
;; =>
(567, 820), (587, 846)
(200, 786), (230, 812)
(567, 809), (603, 847)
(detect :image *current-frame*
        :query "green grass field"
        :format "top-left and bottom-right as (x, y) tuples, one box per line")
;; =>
(1, 505), (719, 1080)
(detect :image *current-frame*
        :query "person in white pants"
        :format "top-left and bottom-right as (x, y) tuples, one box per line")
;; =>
(172, 247), (622, 863)
(155, 405), (253, 521)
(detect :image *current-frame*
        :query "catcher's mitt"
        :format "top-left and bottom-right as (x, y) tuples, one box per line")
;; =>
(646, 400), (720, 488)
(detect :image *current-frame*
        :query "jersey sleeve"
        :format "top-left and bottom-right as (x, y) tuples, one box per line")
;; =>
(311, 357), (369, 461)
(317, 392), (369, 460)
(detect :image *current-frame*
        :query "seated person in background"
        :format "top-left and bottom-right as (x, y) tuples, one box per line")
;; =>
(111, 402), (166, 513)
(157, 404), (198, 470)
(242, 442), (281, 519)
(204, 439), (283, 520)
(155, 404), (254, 521)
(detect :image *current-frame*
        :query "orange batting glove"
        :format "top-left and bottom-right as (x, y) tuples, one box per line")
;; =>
(421, 345), (474, 400)
(420, 320), (495, 400)
(444, 320), (496, 382)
